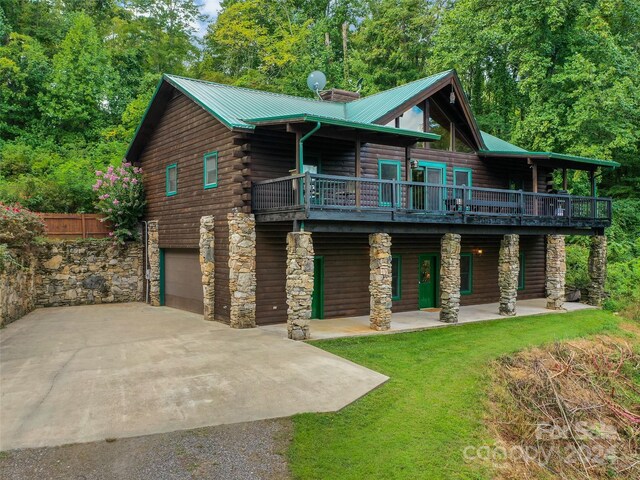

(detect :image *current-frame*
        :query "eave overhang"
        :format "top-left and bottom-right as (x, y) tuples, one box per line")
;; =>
(243, 114), (442, 142)
(478, 150), (620, 169)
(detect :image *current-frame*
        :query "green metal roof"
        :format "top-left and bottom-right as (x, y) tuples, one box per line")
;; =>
(344, 70), (454, 123)
(164, 72), (454, 132)
(479, 131), (619, 168)
(126, 73), (619, 169)
(480, 131), (528, 153)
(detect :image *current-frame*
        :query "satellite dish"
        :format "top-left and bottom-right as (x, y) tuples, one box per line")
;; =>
(307, 71), (327, 93)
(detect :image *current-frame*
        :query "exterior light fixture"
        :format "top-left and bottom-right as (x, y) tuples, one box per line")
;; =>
(472, 248), (483, 255)
(410, 159), (419, 168)
(450, 90), (456, 104)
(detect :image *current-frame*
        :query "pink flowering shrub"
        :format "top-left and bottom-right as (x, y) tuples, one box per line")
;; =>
(0, 203), (46, 247)
(93, 162), (145, 244)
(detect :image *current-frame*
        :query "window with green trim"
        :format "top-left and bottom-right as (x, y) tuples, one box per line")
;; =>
(392, 255), (402, 300)
(460, 253), (473, 294)
(518, 252), (525, 290)
(166, 164), (177, 196)
(453, 167), (472, 202)
(204, 151), (218, 189)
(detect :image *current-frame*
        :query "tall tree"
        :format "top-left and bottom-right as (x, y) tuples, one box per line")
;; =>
(0, 33), (50, 138)
(39, 13), (115, 138)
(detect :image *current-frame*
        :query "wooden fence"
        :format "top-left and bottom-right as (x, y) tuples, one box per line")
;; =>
(41, 213), (111, 239)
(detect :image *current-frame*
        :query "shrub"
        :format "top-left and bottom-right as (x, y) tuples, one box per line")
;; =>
(0, 203), (45, 247)
(93, 162), (145, 244)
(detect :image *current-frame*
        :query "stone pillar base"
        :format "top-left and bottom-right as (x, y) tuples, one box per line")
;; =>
(498, 234), (519, 316)
(286, 232), (314, 340)
(545, 234), (566, 310)
(147, 220), (160, 306)
(228, 212), (256, 328)
(587, 235), (607, 306)
(199, 216), (215, 321)
(369, 233), (392, 331)
(440, 233), (461, 323)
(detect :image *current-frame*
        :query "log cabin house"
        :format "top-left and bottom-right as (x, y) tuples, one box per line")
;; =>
(125, 69), (616, 339)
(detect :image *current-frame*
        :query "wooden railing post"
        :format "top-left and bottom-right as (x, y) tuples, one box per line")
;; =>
(304, 172), (311, 216)
(81, 213), (87, 238)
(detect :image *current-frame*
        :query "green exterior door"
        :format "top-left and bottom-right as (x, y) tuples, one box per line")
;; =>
(418, 254), (438, 308)
(311, 256), (324, 319)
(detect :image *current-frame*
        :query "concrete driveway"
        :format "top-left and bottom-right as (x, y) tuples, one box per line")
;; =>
(0, 304), (387, 451)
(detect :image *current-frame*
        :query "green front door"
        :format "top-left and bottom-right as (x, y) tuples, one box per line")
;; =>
(418, 254), (438, 309)
(311, 256), (324, 319)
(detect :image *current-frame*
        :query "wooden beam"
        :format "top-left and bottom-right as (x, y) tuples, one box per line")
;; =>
(449, 121), (455, 151)
(562, 168), (568, 190)
(355, 135), (361, 208)
(590, 170), (596, 196)
(294, 131), (301, 173)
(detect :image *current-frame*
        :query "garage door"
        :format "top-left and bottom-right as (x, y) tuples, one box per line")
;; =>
(163, 249), (203, 314)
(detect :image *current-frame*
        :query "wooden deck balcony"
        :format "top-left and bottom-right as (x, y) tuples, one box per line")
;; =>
(251, 173), (612, 229)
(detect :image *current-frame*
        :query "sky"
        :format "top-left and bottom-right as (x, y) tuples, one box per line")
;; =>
(197, 0), (222, 37)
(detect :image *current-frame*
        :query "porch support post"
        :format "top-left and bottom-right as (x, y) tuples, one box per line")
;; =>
(587, 235), (607, 306)
(228, 211), (256, 328)
(498, 234), (519, 316)
(545, 234), (566, 310)
(286, 231), (314, 340)
(147, 220), (160, 306)
(355, 135), (361, 208)
(369, 232), (392, 331)
(439, 233), (461, 323)
(199, 215), (215, 321)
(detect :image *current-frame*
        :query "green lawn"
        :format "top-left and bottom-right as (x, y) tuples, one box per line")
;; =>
(289, 310), (621, 480)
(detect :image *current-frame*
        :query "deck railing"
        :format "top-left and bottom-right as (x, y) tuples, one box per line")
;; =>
(252, 173), (612, 226)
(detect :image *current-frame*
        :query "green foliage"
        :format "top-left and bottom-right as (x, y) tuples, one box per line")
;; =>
(93, 163), (145, 243)
(0, 202), (45, 247)
(290, 310), (620, 479)
(39, 13), (115, 138)
(565, 199), (640, 312)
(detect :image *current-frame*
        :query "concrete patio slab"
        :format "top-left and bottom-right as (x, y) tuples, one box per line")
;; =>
(0, 303), (388, 451)
(261, 298), (596, 340)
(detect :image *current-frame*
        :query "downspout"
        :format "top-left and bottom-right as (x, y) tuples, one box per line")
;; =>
(298, 121), (321, 230)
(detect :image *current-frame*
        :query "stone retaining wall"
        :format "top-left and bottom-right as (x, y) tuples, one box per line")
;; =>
(35, 240), (143, 307)
(0, 250), (37, 326)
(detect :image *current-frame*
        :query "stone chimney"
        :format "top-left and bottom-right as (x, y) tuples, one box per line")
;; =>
(320, 88), (360, 102)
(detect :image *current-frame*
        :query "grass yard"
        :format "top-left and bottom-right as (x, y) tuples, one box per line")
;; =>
(289, 310), (625, 479)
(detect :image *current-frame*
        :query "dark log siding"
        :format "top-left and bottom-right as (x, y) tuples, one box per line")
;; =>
(139, 91), (241, 322)
(140, 91), (551, 325)
(255, 227), (547, 324)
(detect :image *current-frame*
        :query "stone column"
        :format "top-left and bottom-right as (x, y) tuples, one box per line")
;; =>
(199, 216), (215, 320)
(369, 233), (392, 331)
(439, 233), (461, 323)
(498, 234), (519, 316)
(147, 220), (161, 306)
(587, 235), (607, 306)
(545, 234), (566, 310)
(286, 232), (314, 340)
(228, 212), (256, 328)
